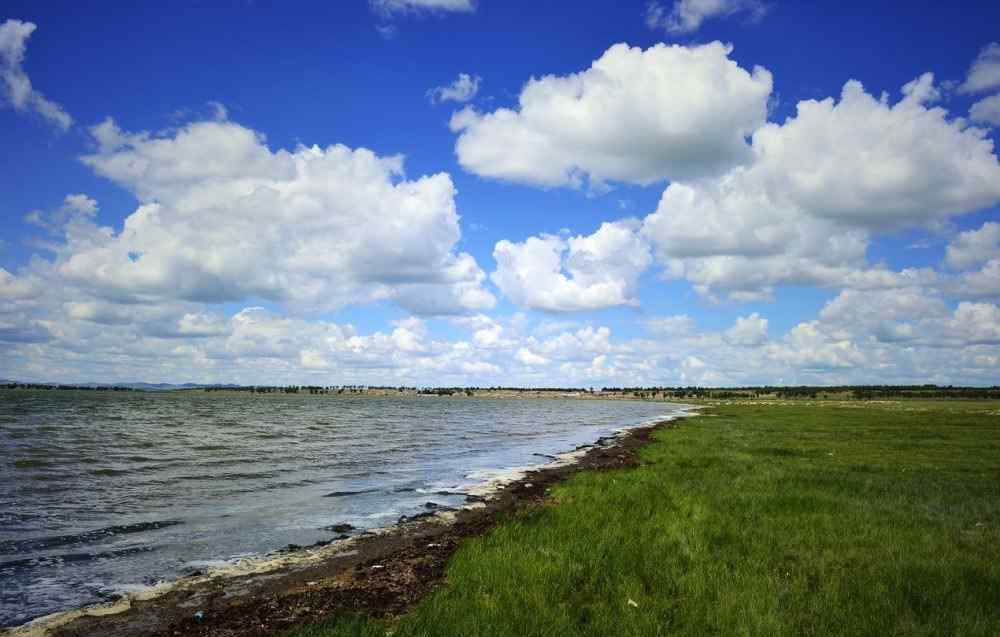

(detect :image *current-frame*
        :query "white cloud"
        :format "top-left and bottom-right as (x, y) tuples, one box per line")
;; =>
(819, 288), (949, 328)
(370, 0), (476, 15)
(0, 19), (72, 131)
(25, 193), (99, 231)
(529, 326), (614, 362)
(809, 289), (1000, 354)
(207, 100), (228, 121)
(450, 41), (772, 188)
(3, 273), (1000, 386)
(646, 314), (694, 337)
(747, 76), (1000, 227)
(970, 94), (1000, 126)
(491, 220), (651, 312)
(66, 118), (493, 315)
(389, 317), (428, 352)
(0, 319), (50, 344)
(959, 42), (1000, 94)
(767, 321), (867, 371)
(460, 44), (999, 303)
(948, 302), (1000, 344)
(945, 222), (1000, 270)
(900, 72), (941, 104)
(644, 0), (768, 35)
(642, 75), (1000, 300)
(642, 174), (873, 300)
(428, 73), (480, 104)
(516, 347), (549, 366)
(725, 313), (768, 346)
(5, 36), (1000, 388)
(0, 268), (42, 301)
(681, 355), (705, 370)
(62, 194), (99, 216)
(954, 259), (1000, 299)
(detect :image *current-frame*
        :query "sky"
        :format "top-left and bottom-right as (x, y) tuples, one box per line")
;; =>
(1, 0), (999, 387)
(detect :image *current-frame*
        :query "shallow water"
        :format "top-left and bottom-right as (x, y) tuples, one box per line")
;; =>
(0, 390), (685, 627)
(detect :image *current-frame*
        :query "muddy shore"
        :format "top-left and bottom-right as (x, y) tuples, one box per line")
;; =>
(7, 414), (692, 637)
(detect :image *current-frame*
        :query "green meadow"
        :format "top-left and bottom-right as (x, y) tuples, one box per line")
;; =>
(290, 400), (1000, 637)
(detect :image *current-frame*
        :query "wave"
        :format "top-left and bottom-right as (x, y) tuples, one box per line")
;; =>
(323, 488), (380, 498)
(0, 519), (182, 556)
(0, 545), (156, 574)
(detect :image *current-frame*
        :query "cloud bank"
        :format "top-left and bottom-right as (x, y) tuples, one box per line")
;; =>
(2, 35), (999, 388)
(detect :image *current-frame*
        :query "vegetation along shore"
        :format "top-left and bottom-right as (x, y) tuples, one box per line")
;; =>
(291, 399), (1000, 637)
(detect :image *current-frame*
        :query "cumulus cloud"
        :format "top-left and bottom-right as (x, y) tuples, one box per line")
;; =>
(470, 46), (999, 303)
(492, 220), (651, 312)
(642, 74), (1000, 300)
(465, 43), (1000, 303)
(427, 73), (480, 104)
(947, 302), (1000, 344)
(745, 76), (1000, 227)
(450, 42), (772, 188)
(0, 113), (512, 382)
(516, 347), (549, 366)
(646, 314), (694, 337)
(970, 94), (1000, 126)
(820, 288), (949, 327)
(523, 326), (615, 366)
(644, 0), (769, 34)
(5, 38), (1000, 388)
(768, 321), (867, 371)
(0, 268), (42, 301)
(25, 193), (99, 232)
(959, 42), (1000, 94)
(945, 222), (1000, 270)
(953, 260), (1000, 300)
(454, 314), (516, 349)
(643, 175), (872, 301)
(0, 19), (72, 130)
(725, 313), (768, 346)
(65, 118), (493, 315)
(817, 288), (1000, 350)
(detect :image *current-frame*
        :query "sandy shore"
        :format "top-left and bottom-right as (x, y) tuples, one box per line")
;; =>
(4, 408), (696, 637)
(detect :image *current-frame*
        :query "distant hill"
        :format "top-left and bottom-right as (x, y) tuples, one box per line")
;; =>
(120, 382), (244, 391)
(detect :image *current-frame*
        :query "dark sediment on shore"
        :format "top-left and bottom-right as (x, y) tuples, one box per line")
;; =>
(21, 418), (685, 637)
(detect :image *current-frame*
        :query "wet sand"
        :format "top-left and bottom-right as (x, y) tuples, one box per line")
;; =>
(6, 413), (693, 637)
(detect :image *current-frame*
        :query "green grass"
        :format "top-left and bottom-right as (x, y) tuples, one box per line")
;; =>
(289, 401), (1000, 637)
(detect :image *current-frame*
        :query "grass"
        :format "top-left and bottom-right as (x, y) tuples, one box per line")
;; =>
(288, 400), (1000, 636)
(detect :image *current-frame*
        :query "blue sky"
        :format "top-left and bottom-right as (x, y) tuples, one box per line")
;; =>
(1, 0), (999, 386)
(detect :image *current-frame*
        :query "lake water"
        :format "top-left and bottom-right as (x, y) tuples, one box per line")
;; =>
(0, 390), (686, 627)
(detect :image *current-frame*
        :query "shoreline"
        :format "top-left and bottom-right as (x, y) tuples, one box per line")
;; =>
(4, 407), (698, 637)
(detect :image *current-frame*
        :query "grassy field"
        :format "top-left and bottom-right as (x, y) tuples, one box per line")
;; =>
(289, 400), (1000, 637)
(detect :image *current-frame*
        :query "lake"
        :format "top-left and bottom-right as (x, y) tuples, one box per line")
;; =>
(0, 390), (686, 627)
